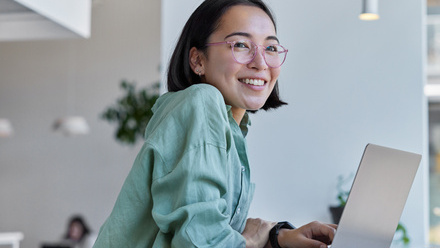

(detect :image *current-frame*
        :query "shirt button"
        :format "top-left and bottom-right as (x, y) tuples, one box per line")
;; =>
(237, 208), (241, 214)
(241, 166), (245, 172)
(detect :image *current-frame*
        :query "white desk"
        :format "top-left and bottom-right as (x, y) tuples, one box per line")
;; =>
(0, 232), (23, 248)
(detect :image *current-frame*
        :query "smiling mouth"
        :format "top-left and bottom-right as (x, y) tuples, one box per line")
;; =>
(239, 78), (266, 86)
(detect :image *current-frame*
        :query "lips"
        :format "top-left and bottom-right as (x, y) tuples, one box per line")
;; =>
(239, 78), (266, 86)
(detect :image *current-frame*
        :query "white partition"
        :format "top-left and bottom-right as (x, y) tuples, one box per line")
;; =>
(0, 0), (91, 41)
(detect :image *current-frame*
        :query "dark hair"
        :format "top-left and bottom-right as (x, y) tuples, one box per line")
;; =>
(166, 0), (287, 111)
(64, 215), (91, 241)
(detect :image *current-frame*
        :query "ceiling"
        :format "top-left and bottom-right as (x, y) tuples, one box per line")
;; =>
(0, 0), (30, 15)
(0, 0), (91, 41)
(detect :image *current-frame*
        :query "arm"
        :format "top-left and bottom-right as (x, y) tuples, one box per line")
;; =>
(151, 145), (247, 247)
(150, 84), (259, 247)
(242, 218), (277, 248)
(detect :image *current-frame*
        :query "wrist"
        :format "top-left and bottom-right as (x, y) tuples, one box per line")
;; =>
(277, 228), (290, 248)
(269, 221), (295, 248)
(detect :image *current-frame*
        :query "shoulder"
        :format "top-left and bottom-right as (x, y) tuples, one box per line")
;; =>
(152, 84), (227, 121)
(145, 84), (232, 177)
(163, 83), (224, 109)
(84, 233), (97, 248)
(146, 84), (230, 144)
(181, 83), (222, 97)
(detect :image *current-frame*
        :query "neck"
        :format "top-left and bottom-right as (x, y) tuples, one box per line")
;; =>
(231, 107), (246, 125)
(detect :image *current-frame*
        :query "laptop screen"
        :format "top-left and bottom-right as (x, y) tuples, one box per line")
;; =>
(330, 144), (421, 248)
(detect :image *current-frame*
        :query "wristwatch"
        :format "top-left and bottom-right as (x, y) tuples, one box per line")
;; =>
(269, 221), (296, 248)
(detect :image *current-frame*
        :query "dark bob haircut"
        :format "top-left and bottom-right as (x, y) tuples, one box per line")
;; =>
(64, 215), (91, 241)
(166, 0), (287, 111)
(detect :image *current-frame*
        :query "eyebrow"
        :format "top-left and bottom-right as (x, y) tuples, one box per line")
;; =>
(224, 32), (280, 43)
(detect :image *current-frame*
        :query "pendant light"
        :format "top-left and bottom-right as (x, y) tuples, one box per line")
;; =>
(53, 42), (90, 136)
(53, 116), (89, 136)
(359, 0), (380, 21)
(0, 118), (13, 137)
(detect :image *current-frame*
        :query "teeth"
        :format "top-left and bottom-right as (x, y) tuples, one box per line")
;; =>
(242, 79), (265, 86)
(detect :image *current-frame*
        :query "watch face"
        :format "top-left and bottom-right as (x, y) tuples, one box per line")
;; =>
(279, 221), (295, 230)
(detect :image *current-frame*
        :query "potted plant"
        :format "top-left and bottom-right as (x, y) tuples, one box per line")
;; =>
(101, 80), (160, 145)
(329, 174), (351, 224)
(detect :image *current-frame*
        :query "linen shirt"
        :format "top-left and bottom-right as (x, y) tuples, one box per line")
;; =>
(93, 84), (255, 248)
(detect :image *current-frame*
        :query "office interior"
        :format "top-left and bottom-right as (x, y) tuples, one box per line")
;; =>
(0, 0), (438, 247)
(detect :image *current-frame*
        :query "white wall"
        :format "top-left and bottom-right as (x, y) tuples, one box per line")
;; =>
(162, 0), (428, 246)
(0, 0), (161, 248)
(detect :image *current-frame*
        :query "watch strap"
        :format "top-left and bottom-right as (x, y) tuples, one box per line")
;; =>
(269, 221), (295, 248)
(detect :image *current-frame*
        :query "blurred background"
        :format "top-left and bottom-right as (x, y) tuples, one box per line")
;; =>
(0, 0), (160, 247)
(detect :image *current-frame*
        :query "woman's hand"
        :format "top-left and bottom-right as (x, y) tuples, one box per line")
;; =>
(277, 221), (337, 248)
(242, 218), (277, 248)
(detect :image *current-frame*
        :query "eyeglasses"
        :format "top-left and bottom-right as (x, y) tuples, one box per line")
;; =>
(206, 40), (288, 68)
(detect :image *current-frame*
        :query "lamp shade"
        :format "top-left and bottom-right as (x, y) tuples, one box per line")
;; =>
(359, 0), (380, 21)
(0, 118), (13, 137)
(53, 116), (90, 136)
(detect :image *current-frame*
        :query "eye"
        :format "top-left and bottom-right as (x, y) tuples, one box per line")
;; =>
(233, 41), (251, 49)
(266, 45), (279, 52)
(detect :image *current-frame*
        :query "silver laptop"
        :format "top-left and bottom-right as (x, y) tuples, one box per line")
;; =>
(330, 143), (421, 248)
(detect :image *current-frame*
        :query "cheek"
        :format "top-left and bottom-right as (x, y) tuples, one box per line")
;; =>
(268, 68), (281, 92)
(223, 64), (242, 79)
(271, 68), (281, 82)
(206, 62), (240, 84)
(205, 50), (240, 79)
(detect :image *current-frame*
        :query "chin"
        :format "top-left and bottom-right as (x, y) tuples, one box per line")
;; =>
(246, 103), (265, 111)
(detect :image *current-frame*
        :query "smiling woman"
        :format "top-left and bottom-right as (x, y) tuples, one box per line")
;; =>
(188, 4), (283, 122)
(92, 1), (336, 247)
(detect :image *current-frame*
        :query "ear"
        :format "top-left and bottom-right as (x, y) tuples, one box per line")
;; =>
(189, 47), (205, 76)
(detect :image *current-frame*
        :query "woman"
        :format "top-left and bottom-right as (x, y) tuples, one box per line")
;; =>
(93, 0), (336, 247)
(63, 215), (96, 248)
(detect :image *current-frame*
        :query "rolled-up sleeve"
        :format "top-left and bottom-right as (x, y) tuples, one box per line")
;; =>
(151, 143), (246, 248)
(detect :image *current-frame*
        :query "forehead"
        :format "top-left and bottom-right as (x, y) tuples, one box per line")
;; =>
(213, 5), (276, 40)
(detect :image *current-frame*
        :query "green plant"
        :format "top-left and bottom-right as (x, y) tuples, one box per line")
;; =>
(335, 174), (352, 207)
(101, 80), (160, 145)
(395, 223), (410, 245)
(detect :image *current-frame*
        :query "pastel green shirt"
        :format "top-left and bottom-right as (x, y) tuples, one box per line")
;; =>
(93, 84), (255, 248)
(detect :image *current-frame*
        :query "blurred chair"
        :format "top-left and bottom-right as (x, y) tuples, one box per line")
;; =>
(0, 232), (24, 248)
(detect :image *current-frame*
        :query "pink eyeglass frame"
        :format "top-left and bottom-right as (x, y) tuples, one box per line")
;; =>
(205, 40), (288, 68)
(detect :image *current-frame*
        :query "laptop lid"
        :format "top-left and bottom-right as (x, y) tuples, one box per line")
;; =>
(330, 143), (421, 248)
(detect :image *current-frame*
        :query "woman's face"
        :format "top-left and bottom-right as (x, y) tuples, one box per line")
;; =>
(199, 5), (281, 116)
(69, 221), (84, 241)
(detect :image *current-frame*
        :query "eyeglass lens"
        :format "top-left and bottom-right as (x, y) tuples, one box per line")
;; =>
(231, 40), (287, 68)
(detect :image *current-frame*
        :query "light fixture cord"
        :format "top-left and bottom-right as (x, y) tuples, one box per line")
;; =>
(67, 41), (77, 115)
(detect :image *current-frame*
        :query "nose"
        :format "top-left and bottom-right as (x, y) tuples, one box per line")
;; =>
(247, 46), (268, 71)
